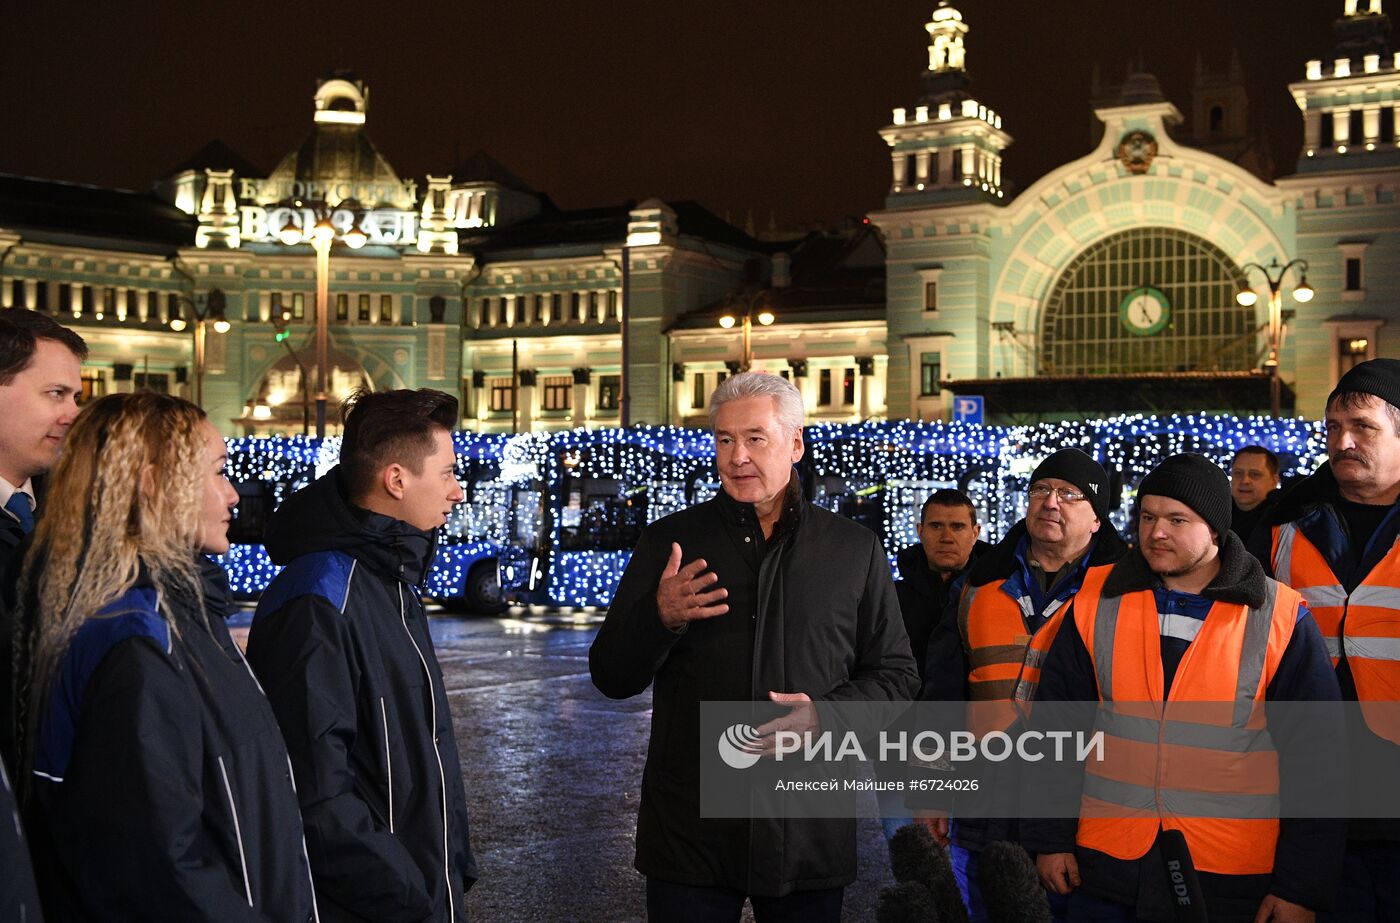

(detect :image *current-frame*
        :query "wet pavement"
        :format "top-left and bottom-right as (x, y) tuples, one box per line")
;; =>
(427, 611), (897, 923)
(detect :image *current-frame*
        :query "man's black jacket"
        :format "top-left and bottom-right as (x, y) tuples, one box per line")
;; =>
(893, 539), (990, 682)
(248, 470), (477, 923)
(590, 480), (918, 897)
(30, 557), (317, 922)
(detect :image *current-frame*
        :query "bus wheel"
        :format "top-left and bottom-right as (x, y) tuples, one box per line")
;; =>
(466, 560), (508, 616)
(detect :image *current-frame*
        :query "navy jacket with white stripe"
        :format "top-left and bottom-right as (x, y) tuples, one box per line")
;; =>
(249, 469), (477, 923)
(31, 556), (317, 922)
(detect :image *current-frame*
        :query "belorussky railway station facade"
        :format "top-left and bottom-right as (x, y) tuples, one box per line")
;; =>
(0, 1), (1395, 433)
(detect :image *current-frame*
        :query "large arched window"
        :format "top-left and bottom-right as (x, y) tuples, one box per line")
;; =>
(1040, 228), (1252, 375)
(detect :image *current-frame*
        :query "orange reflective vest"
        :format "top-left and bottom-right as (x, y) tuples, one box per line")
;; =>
(958, 578), (1069, 735)
(1272, 519), (1400, 744)
(1072, 563), (1302, 875)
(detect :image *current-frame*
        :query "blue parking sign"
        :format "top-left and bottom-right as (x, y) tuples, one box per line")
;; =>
(954, 395), (984, 424)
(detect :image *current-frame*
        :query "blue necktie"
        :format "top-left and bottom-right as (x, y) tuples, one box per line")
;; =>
(4, 493), (34, 535)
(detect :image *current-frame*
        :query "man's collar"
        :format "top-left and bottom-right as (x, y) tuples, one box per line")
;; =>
(0, 476), (35, 517)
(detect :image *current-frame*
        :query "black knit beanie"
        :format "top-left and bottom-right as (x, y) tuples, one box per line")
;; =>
(1137, 453), (1231, 539)
(1328, 357), (1400, 412)
(1030, 448), (1110, 521)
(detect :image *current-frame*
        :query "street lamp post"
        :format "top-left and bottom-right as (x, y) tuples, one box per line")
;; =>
(717, 291), (776, 372)
(1235, 257), (1314, 418)
(168, 294), (231, 408)
(278, 209), (367, 437)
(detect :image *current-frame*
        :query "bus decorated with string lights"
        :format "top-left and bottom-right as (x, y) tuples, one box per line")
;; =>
(218, 414), (1328, 612)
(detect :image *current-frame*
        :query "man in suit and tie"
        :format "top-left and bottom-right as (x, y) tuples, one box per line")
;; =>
(0, 308), (85, 922)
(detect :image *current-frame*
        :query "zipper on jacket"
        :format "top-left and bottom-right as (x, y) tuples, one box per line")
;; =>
(216, 755), (254, 907)
(398, 583), (457, 922)
(380, 696), (395, 832)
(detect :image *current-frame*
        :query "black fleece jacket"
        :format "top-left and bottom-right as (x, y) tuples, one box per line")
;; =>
(1022, 533), (1345, 920)
(248, 470), (477, 923)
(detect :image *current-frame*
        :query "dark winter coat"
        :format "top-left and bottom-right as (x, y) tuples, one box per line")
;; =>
(1, 758), (42, 922)
(29, 556), (318, 922)
(1249, 462), (1400, 845)
(589, 478), (919, 897)
(1021, 534), (1346, 919)
(249, 469), (477, 923)
(893, 539), (990, 680)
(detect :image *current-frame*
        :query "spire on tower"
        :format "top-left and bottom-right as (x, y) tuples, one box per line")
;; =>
(926, 2), (968, 73)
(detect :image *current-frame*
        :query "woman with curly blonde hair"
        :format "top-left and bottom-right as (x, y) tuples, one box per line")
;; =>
(16, 391), (318, 922)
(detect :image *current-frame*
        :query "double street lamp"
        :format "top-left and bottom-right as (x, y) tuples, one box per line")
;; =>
(276, 208), (368, 437)
(1235, 257), (1314, 418)
(717, 291), (776, 372)
(168, 294), (230, 409)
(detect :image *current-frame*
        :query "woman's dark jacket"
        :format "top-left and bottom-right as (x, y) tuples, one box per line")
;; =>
(247, 470), (476, 923)
(589, 480), (919, 897)
(30, 556), (318, 922)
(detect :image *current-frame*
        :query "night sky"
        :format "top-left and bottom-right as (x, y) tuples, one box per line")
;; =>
(4, 1), (1340, 229)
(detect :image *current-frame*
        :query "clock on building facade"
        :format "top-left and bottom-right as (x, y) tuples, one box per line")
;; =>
(1119, 286), (1171, 336)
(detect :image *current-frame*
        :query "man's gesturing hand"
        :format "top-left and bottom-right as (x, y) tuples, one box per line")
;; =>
(656, 543), (729, 630)
(754, 691), (821, 756)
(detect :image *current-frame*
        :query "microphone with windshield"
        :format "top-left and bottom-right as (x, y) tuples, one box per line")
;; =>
(977, 840), (1051, 923)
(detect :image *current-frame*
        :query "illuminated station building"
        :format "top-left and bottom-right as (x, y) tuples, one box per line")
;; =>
(873, 0), (1398, 422)
(1, 1), (1396, 432)
(0, 72), (884, 434)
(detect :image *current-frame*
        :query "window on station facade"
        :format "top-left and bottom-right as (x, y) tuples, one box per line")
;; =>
(923, 281), (938, 312)
(1340, 337), (1370, 375)
(134, 372), (169, 393)
(292, 293), (305, 320)
(692, 373), (705, 409)
(542, 376), (572, 411)
(842, 368), (856, 406)
(608, 290), (619, 320)
(818, 369), (832, 406)
(36, 280), (49, 312)
(588, 291), (598, 320)
(570, 292), (582, 322)
(358, 294), (371, 322)
(81, 286), (94, 316)
(551, 293), (563, 322)
(1345, 257), (1363, 291)
(146, 290), (158, 321)
(79, 370), (105, 404)
(1350, 109), (1364, 144)
(597, 375), (620, 411)
(514, 298), (526, 325)
(920, 352), (942, 396)
(489, 378), (514, 412)
(1320, 112), (1335, 149)
(335, 294), (349, 321)
(497, 299), (508, 326)
(1039, 227), (1252, 375)
(380, 295), (393, 324)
